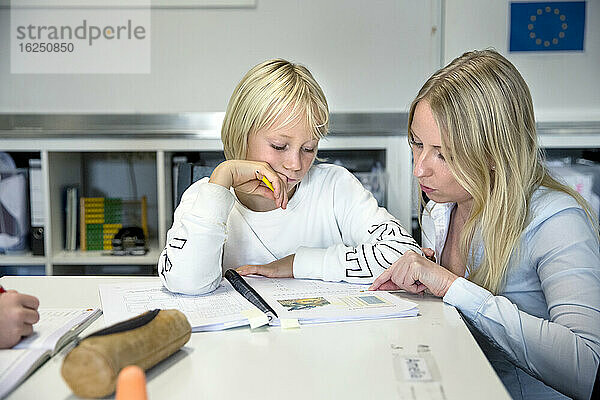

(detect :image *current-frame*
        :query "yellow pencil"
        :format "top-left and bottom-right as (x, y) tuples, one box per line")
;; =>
(261, 176), (275, 192)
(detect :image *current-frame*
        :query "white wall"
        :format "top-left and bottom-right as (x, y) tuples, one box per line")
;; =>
(0, 0), (441, 113)
(444, 0), (600, 122)
(2, 1), (598, 120)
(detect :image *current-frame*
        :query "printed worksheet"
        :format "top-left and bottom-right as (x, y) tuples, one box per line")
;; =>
(243, 276), (419, 323)
(99, 280), (259, 331)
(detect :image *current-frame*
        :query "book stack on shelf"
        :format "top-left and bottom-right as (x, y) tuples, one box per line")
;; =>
(63, 186), (79, 252)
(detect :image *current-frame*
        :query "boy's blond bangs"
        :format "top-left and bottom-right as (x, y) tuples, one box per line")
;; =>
(222, 59), (329, 160)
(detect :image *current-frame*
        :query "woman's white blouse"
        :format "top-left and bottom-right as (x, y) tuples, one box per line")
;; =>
(423, 188), (600, 400)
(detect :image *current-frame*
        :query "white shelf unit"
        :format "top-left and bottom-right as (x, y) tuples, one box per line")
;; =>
(0, 113), (414, 275)
(0, 253), (47, 266)
(1, 116), (598, 275)
(0, 148), (165, 275)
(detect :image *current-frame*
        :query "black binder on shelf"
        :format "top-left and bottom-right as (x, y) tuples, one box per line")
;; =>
(29, 226), (44, 256)
(175, 163), (193, 208)
(28, 159), (45, 256)
(174, 163), (218, 208)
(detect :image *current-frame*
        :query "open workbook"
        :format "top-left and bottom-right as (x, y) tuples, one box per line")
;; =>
(99, 271), (418, 332)
(0, 308), (101, 398)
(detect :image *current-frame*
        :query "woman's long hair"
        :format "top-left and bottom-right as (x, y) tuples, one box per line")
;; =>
(409, 49), (597, 294)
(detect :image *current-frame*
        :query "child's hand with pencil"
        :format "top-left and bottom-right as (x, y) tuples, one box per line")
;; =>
(209, 160), (289, 209)
(0, 286), (40, 349)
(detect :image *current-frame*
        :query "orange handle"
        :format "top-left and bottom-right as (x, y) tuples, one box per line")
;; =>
(115, 366), (147, 400)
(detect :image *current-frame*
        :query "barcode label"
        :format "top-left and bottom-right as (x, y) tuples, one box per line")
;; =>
(401, 357), (432, 381)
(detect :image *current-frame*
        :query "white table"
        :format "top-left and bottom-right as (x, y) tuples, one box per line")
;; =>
(1, 276), (510, 399)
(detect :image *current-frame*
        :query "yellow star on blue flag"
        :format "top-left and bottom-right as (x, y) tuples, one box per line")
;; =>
(510, 1), (585, 51)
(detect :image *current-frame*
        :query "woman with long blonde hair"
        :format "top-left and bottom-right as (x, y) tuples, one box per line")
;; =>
(371, 50), (600, 399)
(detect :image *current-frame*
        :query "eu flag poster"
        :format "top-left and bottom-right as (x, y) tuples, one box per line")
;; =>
(509, 1), (586, 51)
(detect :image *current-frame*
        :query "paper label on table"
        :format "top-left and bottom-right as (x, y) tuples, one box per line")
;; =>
(241, 309), (269, 329)
(280, 318), (300, 330)
(400, 357), (432, 381)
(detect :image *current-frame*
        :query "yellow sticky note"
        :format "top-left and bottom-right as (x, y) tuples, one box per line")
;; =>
(280, 318), (301, 330)
(241, 309), (269, 329)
